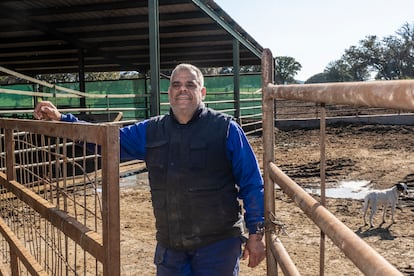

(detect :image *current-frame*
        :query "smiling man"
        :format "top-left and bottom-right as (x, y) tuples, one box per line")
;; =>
(34, 63), (265, 275)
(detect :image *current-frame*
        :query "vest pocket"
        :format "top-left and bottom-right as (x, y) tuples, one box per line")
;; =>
(146, 140), (168, 190)
(145, 140), (168, 169)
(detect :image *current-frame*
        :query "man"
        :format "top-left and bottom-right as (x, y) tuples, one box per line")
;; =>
(34, 63), (265, 275)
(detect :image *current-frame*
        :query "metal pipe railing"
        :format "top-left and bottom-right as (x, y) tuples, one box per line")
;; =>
(261, 48), (410, 275)
(268, 162), (402, 276)
(265, 79), (414, 112)
(269, 233), (300, 276)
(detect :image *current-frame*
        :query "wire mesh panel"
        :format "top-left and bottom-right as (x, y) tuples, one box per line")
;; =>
(0, 119), (120, 276)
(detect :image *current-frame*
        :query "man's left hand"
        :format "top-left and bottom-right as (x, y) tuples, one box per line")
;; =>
(242, 234), (266, 268)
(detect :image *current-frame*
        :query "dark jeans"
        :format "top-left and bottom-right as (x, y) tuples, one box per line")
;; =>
(154, 237), (243, 276)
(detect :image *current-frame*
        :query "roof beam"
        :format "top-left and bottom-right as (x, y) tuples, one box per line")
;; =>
(191, 0), (262, 58)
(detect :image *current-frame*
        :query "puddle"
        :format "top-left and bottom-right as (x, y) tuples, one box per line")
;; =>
(102, 176), (372, 199)
(97, 172), (149, 193)
(305, 180), (371, 200)
(119, 172), (149, 190)
(119, 174), (139, 188)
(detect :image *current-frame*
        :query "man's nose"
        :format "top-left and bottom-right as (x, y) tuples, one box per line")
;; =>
(178, 84), (187, 92)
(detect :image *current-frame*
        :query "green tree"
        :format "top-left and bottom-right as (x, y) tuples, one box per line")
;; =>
(324, 60), (354, 82)
(375, 35), (404, 80)
(306, 60), (355, 83)
(274, 56), (302, 84)
(305, 72), (327, 84)
(394, 22), (414, 78)
(307, 22), (414, 83)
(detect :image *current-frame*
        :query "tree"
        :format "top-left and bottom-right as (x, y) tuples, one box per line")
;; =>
(274, 56), (302, 84)
(395, 22), (414, 78)
(305, 72), (327, 84)
(375, 35), (404, 80)
(324, 60), (354, 82)
(307, 22), (414, 83)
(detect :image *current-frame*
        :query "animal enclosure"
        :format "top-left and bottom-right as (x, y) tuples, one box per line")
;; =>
(261, 48), (413, 275)
(0, 119), (120, 275)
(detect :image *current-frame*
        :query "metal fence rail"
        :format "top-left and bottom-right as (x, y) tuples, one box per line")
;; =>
(0, 119), (120, 275)
(261, 48), (412, 275)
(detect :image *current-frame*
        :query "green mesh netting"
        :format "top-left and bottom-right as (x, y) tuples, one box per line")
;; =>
(1, 75), (262, 120)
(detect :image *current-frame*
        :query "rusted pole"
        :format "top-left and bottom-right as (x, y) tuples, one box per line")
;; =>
(319, 103), (326, 276)
(268, 163), (403, 276)
(101, 125), (121, 276)
(266, 80), (414, 111)
(261, 48), (278, 275)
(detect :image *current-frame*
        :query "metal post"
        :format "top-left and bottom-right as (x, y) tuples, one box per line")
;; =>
(261, 48), (278, 275)
(148, 0), (160, 117)
(78, 49), (86, 113)
(101, 125), (120, 276)
(319, 103), (326, 275)
(233, 39), (241, 124)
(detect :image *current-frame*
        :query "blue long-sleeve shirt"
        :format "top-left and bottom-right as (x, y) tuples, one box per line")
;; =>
(61, 113), (264, 234)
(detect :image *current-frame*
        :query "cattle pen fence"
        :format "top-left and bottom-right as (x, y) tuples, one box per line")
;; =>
(0, 119), (120, 275)
(261, 48), (413, 275)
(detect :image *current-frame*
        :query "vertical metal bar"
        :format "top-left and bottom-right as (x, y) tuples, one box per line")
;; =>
(233, 39), (241, 124)
(319, 103), (326, 276)
(261, 48), (278, 275)
(5, 129), (18, 275)
(78, 49), (86, 113)
(33, 84), (41, 113)
(144, 75), (150, 118)
(148, 0), (160, 117)
(10, 250), (18, 276)
(101, 125), (120, 276)
(5, 129), (15, 181)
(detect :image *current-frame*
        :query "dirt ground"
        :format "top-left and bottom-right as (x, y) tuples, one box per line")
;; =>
(118, 123), (414, 275)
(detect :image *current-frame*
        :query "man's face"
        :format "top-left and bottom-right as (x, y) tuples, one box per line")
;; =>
(168, 69), (206, 116)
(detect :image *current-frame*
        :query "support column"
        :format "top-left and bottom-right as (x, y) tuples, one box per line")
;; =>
(78, 49), (86, 112)
(148, 0), (160, 117)
(233, 40), (240, 124)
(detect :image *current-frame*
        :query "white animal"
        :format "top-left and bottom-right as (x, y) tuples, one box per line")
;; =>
(362, 183), (408, 227)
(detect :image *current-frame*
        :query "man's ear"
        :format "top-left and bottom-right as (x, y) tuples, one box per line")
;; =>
(201, 87), (207, 100)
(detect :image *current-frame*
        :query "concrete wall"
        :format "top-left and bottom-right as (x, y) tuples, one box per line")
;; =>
(275, 113), (414, 130)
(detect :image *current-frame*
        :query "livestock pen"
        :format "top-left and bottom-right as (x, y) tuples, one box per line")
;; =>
(261, 48), (413, 275)
(1, 53), (413, 275)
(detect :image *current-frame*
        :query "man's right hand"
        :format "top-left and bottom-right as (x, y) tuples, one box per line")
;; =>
(33, 101), (62, 121)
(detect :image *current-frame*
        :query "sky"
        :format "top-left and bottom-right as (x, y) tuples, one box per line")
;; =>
(214, 0), (414, 81)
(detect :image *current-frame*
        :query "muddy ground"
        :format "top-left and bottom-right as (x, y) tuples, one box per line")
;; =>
(118, 123), (414, 275)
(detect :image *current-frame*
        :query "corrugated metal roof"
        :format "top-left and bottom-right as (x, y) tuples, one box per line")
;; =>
(0, 0), (264, 75)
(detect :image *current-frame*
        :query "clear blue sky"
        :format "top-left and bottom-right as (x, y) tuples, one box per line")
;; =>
(214, 0), (414, 81)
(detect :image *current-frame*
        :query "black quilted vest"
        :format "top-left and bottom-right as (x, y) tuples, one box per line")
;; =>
(145, 107), (243, 250)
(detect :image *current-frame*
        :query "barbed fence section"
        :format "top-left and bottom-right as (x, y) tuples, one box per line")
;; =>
(0, 119), (120, 275)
